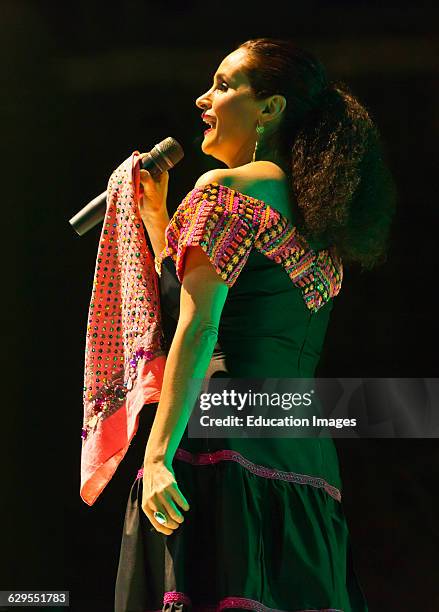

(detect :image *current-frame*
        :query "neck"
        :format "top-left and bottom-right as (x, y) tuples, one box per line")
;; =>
(226, 142), (290, 176)
(258, 151), (290, 177)
(255, 136), (290, 176)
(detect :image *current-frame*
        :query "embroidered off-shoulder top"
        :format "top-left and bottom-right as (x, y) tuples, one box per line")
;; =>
(154, 182), (343, 314)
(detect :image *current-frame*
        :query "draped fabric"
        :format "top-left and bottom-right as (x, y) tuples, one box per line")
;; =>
(80, 152), (167, 506)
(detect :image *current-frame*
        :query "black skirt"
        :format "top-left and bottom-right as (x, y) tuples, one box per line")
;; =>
(114, 405), (368, 612)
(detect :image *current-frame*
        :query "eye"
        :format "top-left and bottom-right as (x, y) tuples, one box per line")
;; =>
(215, 81), (228, 92)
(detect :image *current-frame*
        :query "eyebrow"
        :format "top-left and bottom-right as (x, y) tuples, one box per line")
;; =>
(213, 72), (229, 81)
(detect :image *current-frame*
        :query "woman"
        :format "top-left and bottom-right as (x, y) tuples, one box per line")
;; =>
(114, 37), (396, 612)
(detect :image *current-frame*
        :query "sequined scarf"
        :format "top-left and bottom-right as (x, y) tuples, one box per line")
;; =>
(80, 151), (167, 506)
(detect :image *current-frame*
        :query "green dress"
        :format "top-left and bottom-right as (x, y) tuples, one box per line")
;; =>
(115, 182), (368, 612)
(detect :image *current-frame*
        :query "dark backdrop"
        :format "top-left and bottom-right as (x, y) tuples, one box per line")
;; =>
(1, 1), (438, 610)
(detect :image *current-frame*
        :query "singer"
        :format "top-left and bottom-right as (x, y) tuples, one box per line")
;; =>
(111, 38), (395, 611)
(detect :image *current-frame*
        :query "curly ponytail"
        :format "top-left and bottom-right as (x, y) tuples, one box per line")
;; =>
(237, 37), (397, 270)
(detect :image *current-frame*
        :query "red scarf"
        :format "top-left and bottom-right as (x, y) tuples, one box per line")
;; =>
(80, 151), (166, 506)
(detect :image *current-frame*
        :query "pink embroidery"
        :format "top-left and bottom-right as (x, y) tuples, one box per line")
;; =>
(137, 448), (341, 502)
(154, 182), (343, 313)
(164, 591), (192, 606)
(152, 591), (344, 611)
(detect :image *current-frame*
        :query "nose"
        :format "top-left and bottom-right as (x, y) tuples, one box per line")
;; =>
(195, 87), (212, 110)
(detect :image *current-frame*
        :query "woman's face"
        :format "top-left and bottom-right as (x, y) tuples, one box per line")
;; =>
(195, 48), (263, 168)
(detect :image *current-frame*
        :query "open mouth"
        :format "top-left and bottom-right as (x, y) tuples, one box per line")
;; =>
(203, 117), (217, 135)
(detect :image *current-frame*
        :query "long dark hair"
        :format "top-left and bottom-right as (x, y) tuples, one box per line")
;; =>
(236, 37), (397, 270)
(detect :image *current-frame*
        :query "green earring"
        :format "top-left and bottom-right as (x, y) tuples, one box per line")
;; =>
(252, 122), (265, 163)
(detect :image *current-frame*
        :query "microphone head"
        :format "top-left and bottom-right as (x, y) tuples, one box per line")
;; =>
(144, 137), (184, 174)
(157, 137), (184, 167)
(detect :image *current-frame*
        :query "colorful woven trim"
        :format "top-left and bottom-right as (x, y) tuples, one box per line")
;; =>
(154, 590), (344, 611)
(136, 447), (341, 502)
(154, 182), (343, 314)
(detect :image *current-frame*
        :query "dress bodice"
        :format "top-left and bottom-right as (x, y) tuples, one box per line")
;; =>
(155, 182), (341, 378)
(153, 181), (344, 489)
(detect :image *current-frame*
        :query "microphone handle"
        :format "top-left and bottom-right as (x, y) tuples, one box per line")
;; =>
(68, 189), (108, 237)
(69, 153), (160, 236)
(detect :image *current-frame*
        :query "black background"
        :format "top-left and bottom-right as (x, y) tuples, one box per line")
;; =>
(1, 1), (438, 610)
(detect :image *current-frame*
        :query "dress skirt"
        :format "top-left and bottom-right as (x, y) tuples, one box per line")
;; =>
(114, 405), (368, 612)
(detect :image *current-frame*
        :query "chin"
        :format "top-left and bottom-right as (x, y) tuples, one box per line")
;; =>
(201, 136), (227, 165)
(201, 140), (217, 158)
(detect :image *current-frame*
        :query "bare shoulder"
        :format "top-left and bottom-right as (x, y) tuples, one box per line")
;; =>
(194, 161), (290, 202)
(239, 160), (288, 183)
(194, 168), (231, 188)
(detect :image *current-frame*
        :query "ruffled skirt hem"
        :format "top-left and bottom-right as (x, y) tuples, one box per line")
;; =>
(114, 450), (368, 612)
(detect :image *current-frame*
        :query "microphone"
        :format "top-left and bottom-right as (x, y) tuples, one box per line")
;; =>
(69, 137), (184, 236)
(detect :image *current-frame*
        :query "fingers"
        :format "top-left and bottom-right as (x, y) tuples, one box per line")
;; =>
(142, 490), (190, 535)
(142, 506), (174, 536)
(168, 483), (190, 512)
(139, 168), (169, 183)
(149, 492), (185, 530)
(140, 463), (190, 535)
(139, 169), (150, 183)
(159, 491), (185, 524)
(143, 498), (181, 535)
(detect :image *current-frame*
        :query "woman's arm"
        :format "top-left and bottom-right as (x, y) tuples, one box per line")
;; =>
(138, 162), (170, 259)
(144, 316), (218, 466)
(144, 245), (229, 466)
(141, 206), (170, 260)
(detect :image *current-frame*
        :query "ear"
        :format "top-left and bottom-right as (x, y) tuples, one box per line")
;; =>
(261, 94), (286, 123)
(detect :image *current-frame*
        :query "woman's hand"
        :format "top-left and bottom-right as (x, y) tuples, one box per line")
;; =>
(141, 458), (190, 535)
(138, 153), (169, 220)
